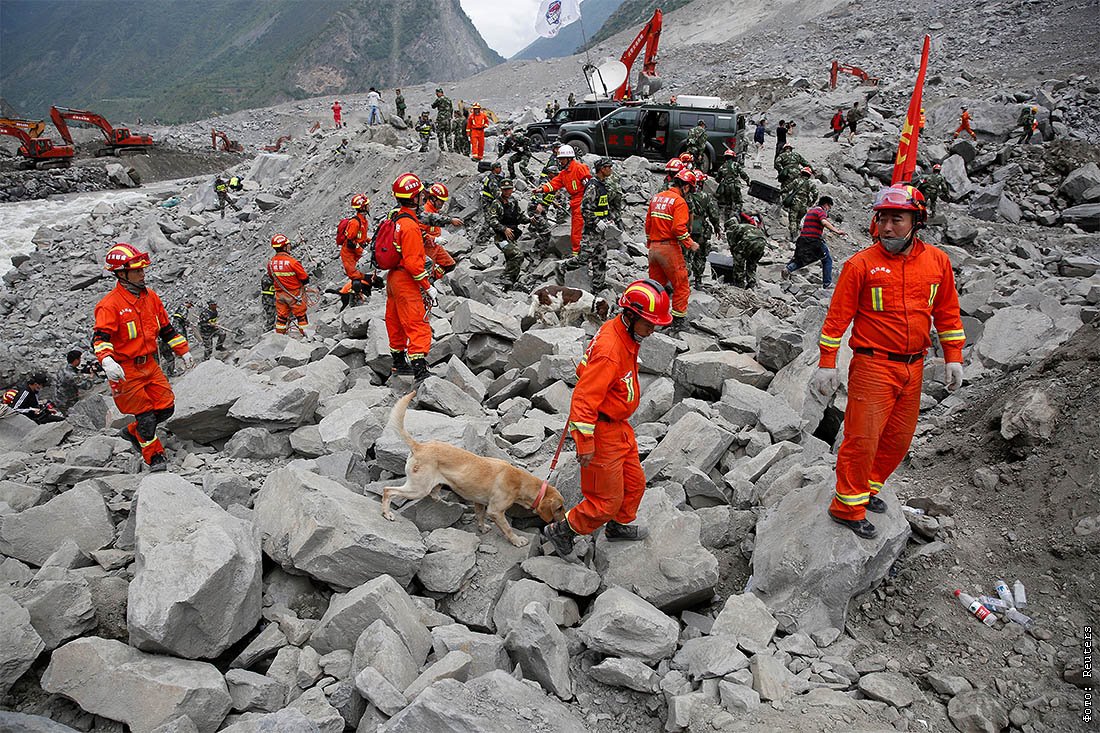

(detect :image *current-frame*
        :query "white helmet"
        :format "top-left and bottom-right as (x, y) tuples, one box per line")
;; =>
(557, 144), (576, 158)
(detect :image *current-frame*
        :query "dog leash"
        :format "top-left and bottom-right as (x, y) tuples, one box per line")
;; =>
(532, 421), (571, 509)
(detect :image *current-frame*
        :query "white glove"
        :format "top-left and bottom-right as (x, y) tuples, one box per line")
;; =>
(596, 220), (610, 233)
(945, 362), (964, 392)
(181, 352), (195, 369)
(101, 356), (125, 382)
(811, 367), (842, 396)
(425, 285), (439, 303)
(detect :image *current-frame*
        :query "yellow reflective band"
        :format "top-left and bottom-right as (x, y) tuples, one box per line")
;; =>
(94, 342), (114, 354)
(671, 308), (687, 317)
(819, 339), (840, 349)
(273, 271), (297, 277)
(569, 421), (595, 435)
(126, 321), (138, 339)
(413, 272), (429, 281)
(939, 329), (965, 341)
(650, 212), (674, 221)
(594, 211), (608, 217)
(622, 372), (635, 403)
(138, 436), (158, 448)
(819, 334), (842, 346)
(168, 336), (186, 348)
(677, 233), (689, 240)
(928, 283), (940, 307)
(868, 481), (883, 490)
(835, 491), (871, 505)
(871, 287), (884, 312)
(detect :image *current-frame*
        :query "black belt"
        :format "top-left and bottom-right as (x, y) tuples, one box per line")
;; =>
(132, 354), (154, 365)
(854, 347), (924, 364)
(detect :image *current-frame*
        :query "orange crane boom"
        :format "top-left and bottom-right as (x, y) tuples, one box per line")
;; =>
(614, 9), (663, 100)
(830, 60), (880, 89)
(0, 117), (47, 138)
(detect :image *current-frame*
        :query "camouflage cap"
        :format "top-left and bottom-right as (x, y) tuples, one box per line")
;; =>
(499, 179), (514, 190)
(594, 157), (614, 169)
(491, 161), (503, 170)
(436, 88), (444, 94)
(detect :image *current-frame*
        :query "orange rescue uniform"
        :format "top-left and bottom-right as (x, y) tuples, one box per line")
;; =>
(541, 160), (592, 254)
(645, 186), (693, 317)
(386, 207), (433, 360)
(953, 110), (976, 139)
(340, 213), (370, 282)
(93, 283), (189, 463)
(421, 199), (456, 278)
(268, 251), (310, 333)
(466, 111), (489, 160)
(819, 237), (966, 520)
(565, 315), (646, 535)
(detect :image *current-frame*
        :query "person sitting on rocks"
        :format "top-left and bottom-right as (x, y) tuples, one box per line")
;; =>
(11, 373), (65, 423)
(53, 350), (97, 411)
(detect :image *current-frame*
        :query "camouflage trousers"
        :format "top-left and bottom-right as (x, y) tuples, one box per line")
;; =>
(686, 234), (712, 285)
(528, 212), (553, 259)
(508, 152), (532, 180)
(436, 118), (452, 151)
(788, 205), (808, 240)
(262, 297), (277, 330)
(717, 194), (742, 227)
(158, 341), (176, 377)
(200, 329), (227, 359)
(456, 129), (471, 155)
(418, 132), (431, 152)
(495, 236), (525, 289)
(557, 228), (608, 294)
(730, 236), (766, 289)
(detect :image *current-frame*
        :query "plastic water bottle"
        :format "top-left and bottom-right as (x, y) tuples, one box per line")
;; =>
(955, 590), (998, 627)
(978, 595), (1011, 612)
(1003, 608), (1032, 630)
(994, 580), (1015, 608)
(1013, 580), (1027, 609)
(901, 505), (926, 516)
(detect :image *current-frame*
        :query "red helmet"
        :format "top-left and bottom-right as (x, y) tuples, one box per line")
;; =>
(723, 149), (737, 157)
(104, 243), (151, 272)
(679, 152), (694, 163)
(427, 182), (449, 201)
(675, 168), (696, 184)
(393, 173), (424, 200)
(619, 279), (673, 327)
(665, 159), (684, 174)
(872, 184), (928, 226)
(351, 193), (370, 210)
(692, 170), (707, 183)
(800, 166), (813, 175)
(271, 233), (290, 249)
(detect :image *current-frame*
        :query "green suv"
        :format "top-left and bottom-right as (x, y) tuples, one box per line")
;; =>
(557, 102), (743, 170)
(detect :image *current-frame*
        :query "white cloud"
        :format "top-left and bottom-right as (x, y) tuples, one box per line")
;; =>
(459, 0), (543, 58)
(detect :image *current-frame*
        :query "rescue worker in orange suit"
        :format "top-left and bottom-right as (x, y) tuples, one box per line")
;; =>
(645, 168), (698, 329)
(267, 234), (313, 338)
(543, 279), (674, 557)
(386, 173), (440, 383)
(341, 193), (372, 300)
(952, 105), (977, 140)
(420, 182), (464, 280)
(814, 184), (965, 539)
(93, 243), (193, 472)
(536, 144), (591, 256)
(466, 103), (490, 161)
(332, 100), (343, 129)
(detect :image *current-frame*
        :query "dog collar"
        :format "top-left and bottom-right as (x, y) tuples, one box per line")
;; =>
(531, 480), (548, 510)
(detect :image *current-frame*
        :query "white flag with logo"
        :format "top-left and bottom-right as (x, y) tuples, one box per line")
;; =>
(534, 0), (581, 38)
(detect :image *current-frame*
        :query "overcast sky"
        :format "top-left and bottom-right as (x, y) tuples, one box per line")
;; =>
(459, 0), (543, 58)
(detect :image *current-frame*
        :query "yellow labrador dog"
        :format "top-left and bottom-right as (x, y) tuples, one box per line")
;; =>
(381, 392), (566, 547)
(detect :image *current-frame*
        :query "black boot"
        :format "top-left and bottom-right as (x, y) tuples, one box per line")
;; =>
(828, 510), (878, 539)
(542, 520), (576, 558)
(412, 357), (431, 383)
(118, 426), (141, 454)
(866, 496), (887, 513)
(390, 351), (414, 377)
(148, 453), (168, 473)
(605, 521), (649, 541)
(669, 315), (686, 332)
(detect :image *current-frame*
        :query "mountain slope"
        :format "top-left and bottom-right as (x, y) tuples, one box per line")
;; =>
(0, 0), (501, 124)
(510, 0), (626, 61)
(582, 0), (693, 49)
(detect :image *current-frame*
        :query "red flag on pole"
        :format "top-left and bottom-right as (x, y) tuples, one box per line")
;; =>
(891, 35), (931, 185)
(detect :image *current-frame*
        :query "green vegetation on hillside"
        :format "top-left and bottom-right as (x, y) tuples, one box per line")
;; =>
(583, 0), (693, 49)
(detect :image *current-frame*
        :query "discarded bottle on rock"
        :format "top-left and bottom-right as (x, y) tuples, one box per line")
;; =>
(1013, 580), (1027, 609)
(954, 590), (998, 627)
(901, 505), (926, 516)
(1003, 607), (1033, 630)
(994, 579), (1015, 607)
(979, 595), (1011, 613)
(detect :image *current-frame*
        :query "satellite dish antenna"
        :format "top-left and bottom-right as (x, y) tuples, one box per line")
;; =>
(584, 60), (628, 99)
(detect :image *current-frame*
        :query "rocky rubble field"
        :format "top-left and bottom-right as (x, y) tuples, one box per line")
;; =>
(2, 0), (1099, 730)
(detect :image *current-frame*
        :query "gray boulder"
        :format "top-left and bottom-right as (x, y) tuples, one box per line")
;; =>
(0, 482), (114, 566)
(224, 669), (286, 713)
(352, 619), (419, 691)
(711, 592), (779, 647)
(578, 586), (679, 663)
(254, 468), (425, 588)
(1059, 162), (1100, 204)
(1000, 386), (1057, 446)
(452, 299), (521, 339)
(752, 482), (909, 634)
(504, 602), (572, 700)
(969, 183), (1021, 224)
(166, 360), (258, 441)
(41, 637), (231, 733)
(588, 657), (659, 693)
(374, 408), (490, 474)
(0, 713), (80, 732)
(128, 474), (262, 659)
(228, 382), (319, 429)
(940, 154), (972, 199)
(672, 350), (772, 392)
(0, 592), (45, 695)
(309, 574), (431, 662)
(417, 528), (480, 594)
(644, 410), (736, 476)
(430, 624), (510, 679)
(436, 528), (536, 632)
(948, 689), (1009, 733)
(317, 400), (384, 453)
(8, 570), (96, 650)
(1062, 203), (1100, 232)
(225, 428), (292, 459)
(219, 710), (319, 733)
(975, 306), (1057, 369)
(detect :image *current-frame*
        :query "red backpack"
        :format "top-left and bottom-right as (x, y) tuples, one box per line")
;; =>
(336, 217), (353, 247)
(371, 212), (414, 270)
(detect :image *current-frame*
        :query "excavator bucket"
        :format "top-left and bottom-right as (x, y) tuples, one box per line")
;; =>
(637, 71), (663, 99)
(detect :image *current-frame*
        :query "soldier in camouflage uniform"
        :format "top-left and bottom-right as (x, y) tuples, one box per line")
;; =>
(528, 151), (562, 259)
(453, 109), (469, 154)
(502, 128), (533, 180)
(487, 180), (530, 291)
(260, 273), (276, 328)
(915, 163), (948, 216)
(157, 301), (191, 376)
(557, 158), (621, 295)
(53, 350), (97, 411)
(726, 213), (769, 288)
(785, 167), (818, 240)
(394, 89), (407, 121)
(198, 300), (227, 359)
(714, 150), (750, 225)
(774, 143), (809, 199)
(431, 89), (453, 152)
(415, 112), (433, 152)
(686, 120), (709, 172)
(475, 161), (505, 243)
(686, 171), (721, 287)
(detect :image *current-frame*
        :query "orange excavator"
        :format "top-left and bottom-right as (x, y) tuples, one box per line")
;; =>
(829, 61), (880, 89)
(0, 123), (74, 168)
(49, 106), (154, 155)
(0, 117), (48, 138)
(211, 128), (244, 153)
(263, 135), (292, 152)
(613, 8), (663, 100)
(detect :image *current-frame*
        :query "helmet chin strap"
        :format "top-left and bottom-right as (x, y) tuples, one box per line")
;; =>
(621, 311), (646, 343)
(116, 271), (146, 294)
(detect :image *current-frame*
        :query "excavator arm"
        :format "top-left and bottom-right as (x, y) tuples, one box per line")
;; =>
(0, 118), (46, 138)
(829, 60), (880, 89)
(211, 128), (244, 153)
(614, 9), (663, 100)
(50, 106), (153, 151)
(0, 123), (74, 166)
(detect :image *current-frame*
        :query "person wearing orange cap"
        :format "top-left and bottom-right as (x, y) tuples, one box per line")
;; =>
(542, 279), (674, 558)
(537, 144), (591, 256)
(814, 184), (965, 539)
(385, 173), (439, 383)
(645, 168), (698, 329)
(93, 243), (193, 471)
(267, 234), (312, 338)
(466, 103), (490, 161)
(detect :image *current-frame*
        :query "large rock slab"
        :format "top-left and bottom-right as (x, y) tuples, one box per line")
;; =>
(0, 713), (81, 732)
(166, 360), (258, 441)
(643, 411), (736, 477)
(437, 529), (536, 632)
(672, 350), (772, 392)
(41, 637), (232, 733)
(0, 482), (114, 566)
(451, 299), (521, 339)
(8, 570), (96, 650)
(228, 382), (319, 429)
(129, 474), (262, 659)
(352, 619), (420, 691)
(751, 482), (910, 634)
(430, 624), (510, 679)
(0, 592), (45, 694)
(1060, 162), (1100, 204)
(595, 488), (718, 611)
(711, 592), (779, 648)
(578, 586), (679, 663)
(379, 670), (587, 732)
(504, 602), (572, 700)
(309, 574), (431, 662)
(254, 468), (425, 588)
(975, 306), (1057, 369)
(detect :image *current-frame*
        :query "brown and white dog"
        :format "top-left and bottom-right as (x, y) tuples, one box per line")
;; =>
(380, 392), (566, 546)
(528, 285), (612, 328)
